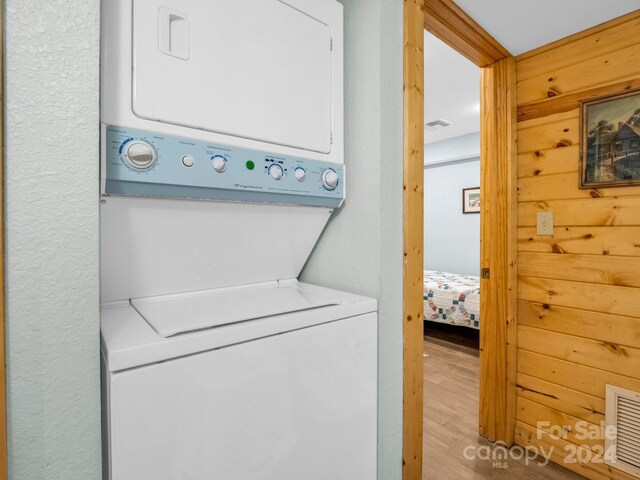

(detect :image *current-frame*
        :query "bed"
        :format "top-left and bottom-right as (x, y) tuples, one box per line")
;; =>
(423, 270), (480, 329)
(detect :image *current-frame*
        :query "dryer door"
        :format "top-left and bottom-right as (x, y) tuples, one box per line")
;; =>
(132, 0), (333, 154)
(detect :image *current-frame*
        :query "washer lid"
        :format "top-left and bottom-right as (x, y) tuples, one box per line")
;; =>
(101, 282), (377, 372)
(131, 281), (338, 338)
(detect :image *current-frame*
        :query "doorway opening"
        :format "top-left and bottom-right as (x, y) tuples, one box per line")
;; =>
(422, 29), (483, 478)
(403, 0), (518, 478)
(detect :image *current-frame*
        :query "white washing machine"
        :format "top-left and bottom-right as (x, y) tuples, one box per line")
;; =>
(101, 283), (377, 479)
(100, 1), (378, 479)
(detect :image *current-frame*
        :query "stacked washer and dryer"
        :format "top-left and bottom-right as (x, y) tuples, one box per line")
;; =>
(100, 0), (378, 479)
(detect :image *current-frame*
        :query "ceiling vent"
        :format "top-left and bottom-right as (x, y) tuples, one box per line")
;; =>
(605, 385), (640, 478)
(425, 119), (453, 130)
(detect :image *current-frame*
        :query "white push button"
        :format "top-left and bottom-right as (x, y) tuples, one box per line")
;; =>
(294, 167), (306, 182)
(182, 155), (195, 167)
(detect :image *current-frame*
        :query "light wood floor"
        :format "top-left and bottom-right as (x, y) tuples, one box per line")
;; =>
(423, 324), (584, 480)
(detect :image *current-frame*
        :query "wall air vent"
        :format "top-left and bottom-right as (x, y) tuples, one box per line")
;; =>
(424, 119), (453, 130)
(605, 385), (640, 478)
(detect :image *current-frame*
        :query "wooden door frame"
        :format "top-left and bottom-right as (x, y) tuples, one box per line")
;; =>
(403, 0), (518, 477)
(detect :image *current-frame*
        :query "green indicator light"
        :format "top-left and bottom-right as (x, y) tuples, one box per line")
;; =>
(246, 160), (255, 170)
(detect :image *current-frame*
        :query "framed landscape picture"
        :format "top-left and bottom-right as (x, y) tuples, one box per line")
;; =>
(581, 89), (640, 188)
(462, 187), (480, 214)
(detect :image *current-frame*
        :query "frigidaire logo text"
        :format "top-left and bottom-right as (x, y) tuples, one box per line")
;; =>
(234, 184), (263, 190)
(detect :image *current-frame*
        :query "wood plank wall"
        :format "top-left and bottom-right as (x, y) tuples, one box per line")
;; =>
(514, 11), (640, 480)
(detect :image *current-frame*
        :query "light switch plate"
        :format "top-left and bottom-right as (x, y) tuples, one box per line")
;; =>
(537, 211), (554, 236)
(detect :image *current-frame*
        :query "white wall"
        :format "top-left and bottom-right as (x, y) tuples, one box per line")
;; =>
(5, 1), (102, 478)
(424, 131), (480, 165)
(300, 0), (404, 478)
(424, 159), (480, 275)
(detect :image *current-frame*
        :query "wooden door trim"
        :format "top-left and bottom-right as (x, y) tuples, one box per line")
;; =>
(402, 0), (425, 478)
(478, 57), (518, 444)
(404, 0), (517, 477)
(423, 0), (509, 67)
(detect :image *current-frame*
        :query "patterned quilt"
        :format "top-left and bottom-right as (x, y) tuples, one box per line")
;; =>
(423, 270), (480, 329)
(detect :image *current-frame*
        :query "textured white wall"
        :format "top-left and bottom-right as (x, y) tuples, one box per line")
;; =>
(300, 0), (404, 478)
(5, 1), (102, 479)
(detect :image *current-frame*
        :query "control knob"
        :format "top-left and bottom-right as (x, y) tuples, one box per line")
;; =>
(125, 141), (156, 169)
(212, 155), (227, 173)
(321, 168), (339, 190)
(269, 164), (284, 180)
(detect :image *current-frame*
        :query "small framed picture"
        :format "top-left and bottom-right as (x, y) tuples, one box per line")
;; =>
(581, 89), (640, 188)
(462, 187), (480, 214)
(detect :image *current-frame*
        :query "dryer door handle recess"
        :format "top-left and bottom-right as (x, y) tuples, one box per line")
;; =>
(159, 8), (190, 60)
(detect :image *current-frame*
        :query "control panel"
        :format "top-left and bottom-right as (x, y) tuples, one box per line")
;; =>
(103, 126), (345, 208)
